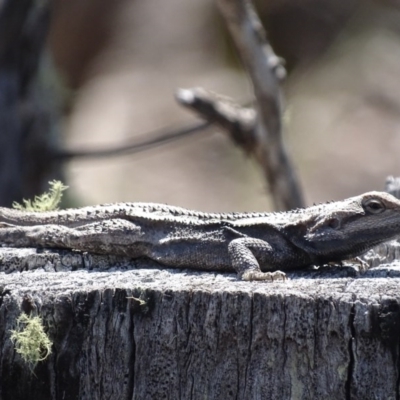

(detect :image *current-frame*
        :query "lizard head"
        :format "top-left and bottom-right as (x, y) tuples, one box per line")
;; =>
(301, 191), (400, 259)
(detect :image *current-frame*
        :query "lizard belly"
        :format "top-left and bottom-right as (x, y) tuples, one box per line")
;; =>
(146, 241), (232, 271)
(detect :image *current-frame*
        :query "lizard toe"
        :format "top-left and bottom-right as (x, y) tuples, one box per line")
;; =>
(241, 270), (287, 282)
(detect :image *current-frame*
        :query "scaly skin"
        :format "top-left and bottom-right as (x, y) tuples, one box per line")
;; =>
(0, 191), (399, 281)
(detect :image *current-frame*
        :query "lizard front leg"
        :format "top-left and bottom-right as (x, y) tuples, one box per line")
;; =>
(228, 238), (287, 281)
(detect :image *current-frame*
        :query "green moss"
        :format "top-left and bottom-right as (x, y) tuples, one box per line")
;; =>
(12, 180), (68, 212)
(10, 313), (52, 367)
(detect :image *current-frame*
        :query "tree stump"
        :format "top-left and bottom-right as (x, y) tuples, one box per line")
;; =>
(0, 247), (400, 399)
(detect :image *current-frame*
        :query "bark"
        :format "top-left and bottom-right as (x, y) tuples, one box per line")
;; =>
(0, 248), (400, 399)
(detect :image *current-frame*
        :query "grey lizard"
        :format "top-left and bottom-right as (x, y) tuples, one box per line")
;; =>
(0, 191), (399, 281)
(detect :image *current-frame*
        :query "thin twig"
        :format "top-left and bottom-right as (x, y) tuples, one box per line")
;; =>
(53, 121), (211, 161)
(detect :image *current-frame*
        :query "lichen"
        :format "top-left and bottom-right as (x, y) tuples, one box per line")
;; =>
(10, 313), (52, 367)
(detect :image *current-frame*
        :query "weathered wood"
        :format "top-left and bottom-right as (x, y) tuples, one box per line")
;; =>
(0, 247), (400, 399)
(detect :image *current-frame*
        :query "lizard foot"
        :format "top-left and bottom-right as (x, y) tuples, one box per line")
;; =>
(347, 257), (370, 273)
(241, 270), (287, 282)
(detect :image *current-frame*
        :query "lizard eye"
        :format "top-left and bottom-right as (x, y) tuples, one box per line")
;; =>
(363, 198), (385, 214)
(327, 218), (340, 229)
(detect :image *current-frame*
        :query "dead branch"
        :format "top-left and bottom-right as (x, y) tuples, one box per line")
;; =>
(176, 88), (256, 151)
(177, 0), (304, 211)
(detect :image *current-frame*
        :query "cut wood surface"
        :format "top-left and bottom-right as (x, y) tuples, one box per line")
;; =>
(1, 247), (400, 400)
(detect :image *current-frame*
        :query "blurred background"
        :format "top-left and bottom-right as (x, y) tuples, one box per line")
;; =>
(1, 0), (400, 211)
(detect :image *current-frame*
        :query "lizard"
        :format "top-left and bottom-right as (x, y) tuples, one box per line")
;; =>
(0, 191), (399, 281)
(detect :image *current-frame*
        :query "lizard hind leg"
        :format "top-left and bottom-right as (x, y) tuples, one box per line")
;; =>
(228, 238), (287, 282)
(0, 219), (144, 257)
(63, 219), (144, 256)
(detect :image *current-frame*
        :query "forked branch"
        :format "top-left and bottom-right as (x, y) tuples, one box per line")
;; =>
(178, 0), (304, 211)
